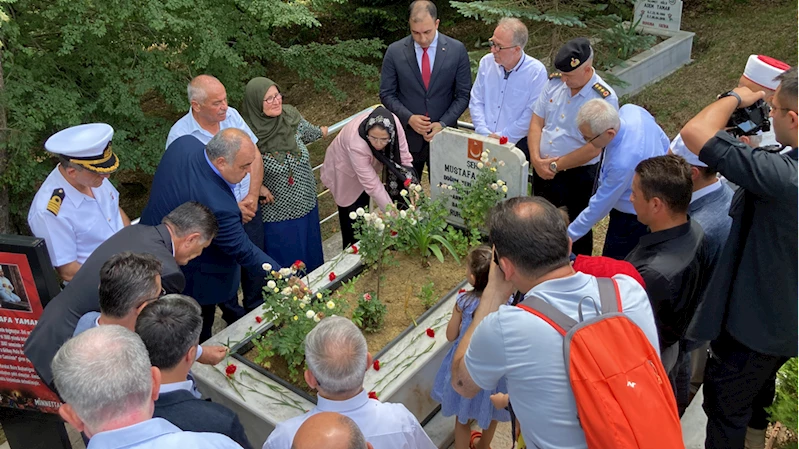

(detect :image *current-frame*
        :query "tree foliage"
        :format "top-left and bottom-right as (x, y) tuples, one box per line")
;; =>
(768, 358), (798, 433)
(0, 0), (383, 231)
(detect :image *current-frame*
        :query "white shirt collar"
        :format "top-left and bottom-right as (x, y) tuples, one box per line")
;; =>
(316, 390), (369, 413)
(158, 379), (196, 395)
(691, 180), (722, 203)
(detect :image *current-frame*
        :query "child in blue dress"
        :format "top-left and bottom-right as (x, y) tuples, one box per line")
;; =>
(431, 245), (510, 449)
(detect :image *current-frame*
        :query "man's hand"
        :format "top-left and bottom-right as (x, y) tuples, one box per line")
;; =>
(259, 185), (274, 204)
(487, 248), (515, 303)
(532, 155), (559, 180)
(731, 86), (766, 108)
(423, 122), (444, 142)
(197, 345), (228, 365)
(238, 195), (258, 223)
(488, 133), (501, 139)
(409, 115), (432, 136)
(320, 126), (329, 138)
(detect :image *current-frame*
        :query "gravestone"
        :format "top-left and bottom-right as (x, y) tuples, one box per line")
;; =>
(634, 0), (683, 33)
(429, 128), (528, 227)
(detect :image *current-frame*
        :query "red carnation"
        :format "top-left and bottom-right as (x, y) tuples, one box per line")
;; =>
(373, 360), (380, 371)
(351, 245), (359, 255)
(368, 391), (379, 400)
(499, 136), (509, 145)
(403, 178), (411, 188)
(255, 316), (263, 323)
(390, 230), (398, 237)
(288, 176), (295, 186)
(458, 288), (466, 294)
(225, 364), (237, 377)
(426, 328), (435, 338)
(292, 260), (305, 271)
(329, 272), (337, 281)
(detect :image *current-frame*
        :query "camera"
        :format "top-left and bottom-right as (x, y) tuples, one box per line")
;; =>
(726, 99), (771, 137)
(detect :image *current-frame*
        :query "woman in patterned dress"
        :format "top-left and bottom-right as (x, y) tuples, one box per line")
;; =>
(241, 77), (327, 273)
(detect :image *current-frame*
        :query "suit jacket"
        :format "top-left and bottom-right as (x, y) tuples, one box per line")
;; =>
(686, 134), (797, 357)
(154, 389), (253, 449)
(139, 135), (278, 306)
(23, 224), (183, 390)
(379, 33), (471, 154)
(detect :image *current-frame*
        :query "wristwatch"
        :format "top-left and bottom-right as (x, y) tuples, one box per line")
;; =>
(718, 90), (742, 109)
(549, 161), (559, 174)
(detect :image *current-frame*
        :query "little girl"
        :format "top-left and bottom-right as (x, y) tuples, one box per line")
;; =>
(431, 246), (510, 449)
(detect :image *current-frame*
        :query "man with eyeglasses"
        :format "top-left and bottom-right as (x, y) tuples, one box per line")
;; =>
(526, 38), (619, 256)
(681, 66), (797, 449)
(566, 100), (669, 260)
(469, 18), (547, 160)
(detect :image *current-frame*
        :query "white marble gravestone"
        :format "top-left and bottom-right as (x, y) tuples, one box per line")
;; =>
(634, 0), (683, 33)
(429, 128), (528, 227)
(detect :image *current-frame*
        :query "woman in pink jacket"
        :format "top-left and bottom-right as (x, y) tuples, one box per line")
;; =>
(321, 106), (416, 249)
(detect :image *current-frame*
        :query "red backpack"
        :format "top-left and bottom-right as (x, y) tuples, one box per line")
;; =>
(517, 277), (684, 449)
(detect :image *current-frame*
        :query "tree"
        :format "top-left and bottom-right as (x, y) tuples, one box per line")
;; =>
(0, 0), (383, 233)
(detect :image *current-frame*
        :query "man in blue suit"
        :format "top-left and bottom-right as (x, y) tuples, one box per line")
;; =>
(379, 0), (471, 178)
(141, 129), (279, 341)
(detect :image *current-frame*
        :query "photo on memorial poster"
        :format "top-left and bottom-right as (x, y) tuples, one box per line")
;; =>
(0, 249), (62, 414)
(0, 264), (34, 313)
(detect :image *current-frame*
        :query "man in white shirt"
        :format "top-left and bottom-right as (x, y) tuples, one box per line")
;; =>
(469, 18), (547, 160)
(292, 413), (373, 449)
(52, 325), (243, 449)
(451, 197), (659, 449)
(167, 74), (268, 319)
(263, 316), (436, 449)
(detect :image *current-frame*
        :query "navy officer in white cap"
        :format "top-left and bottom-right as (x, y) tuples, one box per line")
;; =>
(28, 123), (130, 282)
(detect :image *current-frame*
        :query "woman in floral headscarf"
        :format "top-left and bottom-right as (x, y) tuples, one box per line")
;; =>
(241, 77), (328, 273)
(321, 106), (416, 249)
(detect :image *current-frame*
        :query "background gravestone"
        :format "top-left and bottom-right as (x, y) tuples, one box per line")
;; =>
(634, 0), (683, 33)
(429, 128), (528, 227)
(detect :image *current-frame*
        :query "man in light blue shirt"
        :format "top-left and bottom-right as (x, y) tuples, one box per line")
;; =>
(451, 197), (659, 449)
(168, 74), (269, 317)
(527, 38), (619, 255)
(469, 18), (547, 159)
(52, 325), (243, 449)
(568, 100), (669, 260)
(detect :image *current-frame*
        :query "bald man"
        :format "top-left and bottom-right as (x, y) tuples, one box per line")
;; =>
(291, 412), (373, 449)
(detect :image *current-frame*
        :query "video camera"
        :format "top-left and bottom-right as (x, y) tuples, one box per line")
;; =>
(726, 99), (771, 137)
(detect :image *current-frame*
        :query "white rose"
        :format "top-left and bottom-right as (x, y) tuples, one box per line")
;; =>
(306, 310), (315, 319)
(400, 189), (408, 197)
(313, 315), (321, 323)
(497, 180), (505, 186)
(356, 207), (365, 216)
(447, 185), (453, 190)
(279, 267), (292, 277)
(363, 213), (372, 221)
(481, 151), (488, 158)
(377, 223), (386, 232)
(498, 160), (506, 167)
(414, 184), (422, 192)
(266, 280), (276, 289)
(262, 263), (272, 272)
(477, 162), (484, 169)
(491, 183), (498, 190)
(410, 218), (417, 225)
(281, 287), (292, 296)
(481, 155), (489, 163)
(399, 210), (407, 218)
(501, 185), (508, 193)
(374, 217), (383, 226)
(349, 211), (358, 220)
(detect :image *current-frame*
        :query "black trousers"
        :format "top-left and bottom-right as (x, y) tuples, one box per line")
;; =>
(338, 191), (371, 250)
(533, 163), (598, 256)
(411, 142), (430, 183)
(702, 333), (789, 449)
(603, 209), (648, 260)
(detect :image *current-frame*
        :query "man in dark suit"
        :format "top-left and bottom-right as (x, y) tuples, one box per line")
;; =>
(137, 294), (253, 449)
(379, 0), (471, 178)
(23, 201), (218, 390)
(140, 129), (280, 341)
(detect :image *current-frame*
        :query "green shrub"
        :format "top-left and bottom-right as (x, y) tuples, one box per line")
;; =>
(768, 358), (798, 433)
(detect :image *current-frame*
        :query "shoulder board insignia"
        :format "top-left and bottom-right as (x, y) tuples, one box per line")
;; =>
(549, 72), (562, 80)
(592, 82), (611, 98)
(46, 188), (65, 216)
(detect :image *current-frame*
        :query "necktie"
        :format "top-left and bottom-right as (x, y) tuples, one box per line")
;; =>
(421, 47), (431, 90)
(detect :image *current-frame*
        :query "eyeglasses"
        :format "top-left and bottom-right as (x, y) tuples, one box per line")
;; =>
(367, 135), (391, 145)
(582, 128), (612, 144)
(264, 93), (283, 105)
(140, 288), (166, 306)
(488, 39), (517, 52)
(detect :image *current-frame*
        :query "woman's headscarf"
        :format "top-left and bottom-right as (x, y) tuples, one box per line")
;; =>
(358, 106), (418, 200)
(241, 77), (302, 162)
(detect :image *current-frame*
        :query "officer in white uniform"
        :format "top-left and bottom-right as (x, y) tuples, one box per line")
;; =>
(28, 123), (129, 282)
(527, 37), (619, 255)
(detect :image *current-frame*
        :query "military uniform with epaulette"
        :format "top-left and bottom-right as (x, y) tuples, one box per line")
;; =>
(530, 38), (619, 255)
(27, 124), (125, 271)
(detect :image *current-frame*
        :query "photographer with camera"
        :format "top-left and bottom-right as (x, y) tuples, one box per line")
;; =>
(681, 66), (797, 449)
